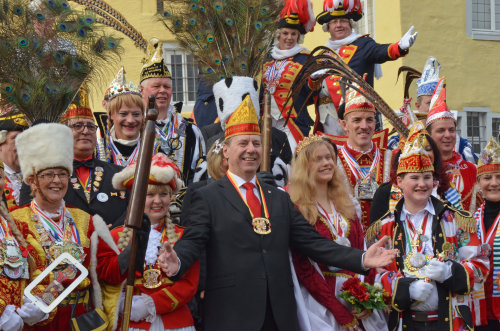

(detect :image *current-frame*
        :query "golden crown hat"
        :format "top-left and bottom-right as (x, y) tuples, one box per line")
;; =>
(105, 66), (141, 102)
(61, 83), (93, 123)
(397, 122), (434, 175)
(344, 82), (376, 117)
(478, 136), (500, 177)
(224, 95), (260, 140)
(140, 38), (171, 83)
(425, 78), (455, 128)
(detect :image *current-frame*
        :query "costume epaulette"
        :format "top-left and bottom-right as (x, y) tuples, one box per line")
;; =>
(444, 203), (476, 233)
(366, 210), (391, 242)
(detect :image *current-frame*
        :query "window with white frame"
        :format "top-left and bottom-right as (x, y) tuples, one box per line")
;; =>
(456, 107), (494, 154)
(162, 43), (199, 109)
(466, 0), (500, 40)
(356, 0), (375, 36)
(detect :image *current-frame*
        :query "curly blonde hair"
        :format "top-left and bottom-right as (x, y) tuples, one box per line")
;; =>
(289, 138), (354, 225)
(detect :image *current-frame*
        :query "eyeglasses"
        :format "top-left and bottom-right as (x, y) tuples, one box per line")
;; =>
(37, 172), (69, 181)
(69, 123), (98, 133)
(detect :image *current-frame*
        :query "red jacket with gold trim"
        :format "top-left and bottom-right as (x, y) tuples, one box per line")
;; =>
(443, 152), (477, 212)
(96, 223), (200, 331)
(291, 213), (365, 327)
(367, 197), (489, 331)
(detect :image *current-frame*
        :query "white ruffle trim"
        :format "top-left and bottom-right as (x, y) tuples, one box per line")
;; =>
(144, 225), (163, 266)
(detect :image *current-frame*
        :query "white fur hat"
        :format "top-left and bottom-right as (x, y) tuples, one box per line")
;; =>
(15, 123), (74, 182)
(112, 153), (183, 193)
(213, 76), (260, 129)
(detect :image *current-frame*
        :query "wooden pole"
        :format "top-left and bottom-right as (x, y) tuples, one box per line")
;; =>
(121, 95), (158, 331)
(260, 91), (272, 172)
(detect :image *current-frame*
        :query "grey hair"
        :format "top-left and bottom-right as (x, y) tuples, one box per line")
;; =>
(322, 19), (357, 33)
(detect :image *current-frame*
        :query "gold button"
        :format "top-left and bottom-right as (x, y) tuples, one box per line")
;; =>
(394, 241), (398, 245)
(446, 296), (449, 301)
(394, 303), (398, 307)
(439, 233), (443, 237)
(403, 325), (407, 328)
(445, 318), (449, 322)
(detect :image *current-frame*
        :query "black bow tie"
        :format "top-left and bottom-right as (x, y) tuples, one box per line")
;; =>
(73, 158), (95, 169)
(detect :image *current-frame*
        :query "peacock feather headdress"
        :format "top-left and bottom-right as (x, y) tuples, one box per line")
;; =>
(0, 0), (122, 124)
(158, 0), (282, 85)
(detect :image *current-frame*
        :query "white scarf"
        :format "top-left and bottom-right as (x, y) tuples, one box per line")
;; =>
(324, 32), (360, 51)
(271, 44), (307, 60)
(110, 126), (139, 147)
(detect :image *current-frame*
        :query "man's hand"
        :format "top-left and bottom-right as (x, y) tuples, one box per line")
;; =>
(158, 242), (180, 277)
(399, 26), (418, 50)
(363, 236), (398, 269)
(425, 259), (452, 283)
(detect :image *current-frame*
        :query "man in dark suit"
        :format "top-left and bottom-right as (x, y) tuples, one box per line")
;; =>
(159, 88), (396, 331)
(60, 96), (130, 228)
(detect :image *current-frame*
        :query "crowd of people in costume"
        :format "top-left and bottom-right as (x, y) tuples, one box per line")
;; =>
(0, 0), (497, 331)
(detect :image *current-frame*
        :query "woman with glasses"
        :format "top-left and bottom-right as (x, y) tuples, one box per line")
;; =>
(0, 159), (49, 330)
(11, 122), (113, 331)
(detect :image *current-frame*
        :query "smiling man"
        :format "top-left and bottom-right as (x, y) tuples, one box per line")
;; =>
(336, 85), (392, 230)
(155, 78), (398, 331)
(426, 79), (477, 212)
(315, 0), (417, 134)
(139, 38), (205, 184)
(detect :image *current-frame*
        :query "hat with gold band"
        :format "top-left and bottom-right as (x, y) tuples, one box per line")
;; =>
(478, 136), (500, 177)
(61, 84), (93, 123)
(139, 38), (171, 83)
(0, 112), (29, 144)
(278, 0), (315, 34)
(397, 122), (434, 175)
(316, 0), (363, 25)
(343, 82), (376, 118)
(224, 95), (260, 140)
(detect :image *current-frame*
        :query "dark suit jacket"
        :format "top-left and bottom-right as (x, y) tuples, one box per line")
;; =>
(66, 158), (129, 228)
(175, 175), (365, 331)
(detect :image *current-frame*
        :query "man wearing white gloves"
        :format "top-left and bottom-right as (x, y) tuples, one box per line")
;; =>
(314, 0), (417, 134)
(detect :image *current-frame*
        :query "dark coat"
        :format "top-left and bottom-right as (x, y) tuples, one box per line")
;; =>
(174, 175), (365, 331)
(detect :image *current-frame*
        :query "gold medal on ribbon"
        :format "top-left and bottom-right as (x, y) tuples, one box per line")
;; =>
(252, 218), (271, 235)
(143, 269), (162, 289)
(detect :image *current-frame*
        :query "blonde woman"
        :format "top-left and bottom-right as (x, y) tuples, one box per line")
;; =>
(288, 135), (387, 331)
(97, 153), (199, 330)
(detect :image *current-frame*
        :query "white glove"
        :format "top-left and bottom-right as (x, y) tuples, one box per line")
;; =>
(310, 69), (328, 80)
(409, 279), (433, 302)
(0, 305), (24, 331)
(425, 259), (452, 283)
(17, 302), (48, 326)
(130, 294), (156, 323)
(398, 26), (418, 50)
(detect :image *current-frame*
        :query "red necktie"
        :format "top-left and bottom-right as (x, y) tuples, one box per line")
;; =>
(242, 182), (262, 218)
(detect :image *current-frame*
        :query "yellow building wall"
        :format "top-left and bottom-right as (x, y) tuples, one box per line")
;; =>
(398, 1), (500, 113)
(81, 0), (177, 112)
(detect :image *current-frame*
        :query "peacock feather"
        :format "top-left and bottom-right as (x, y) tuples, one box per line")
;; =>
(0, 0), (122, 124)
(68, 0), (147, 50)
(291, 46), (409, 137)
(159, 0), (282, 84)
